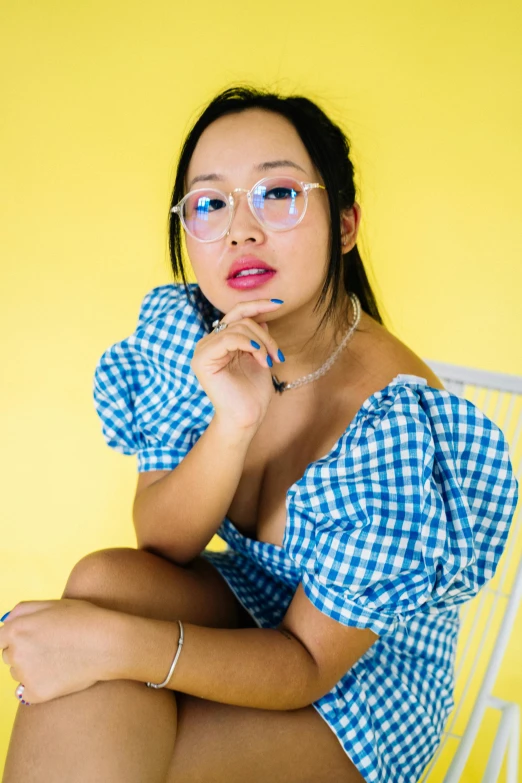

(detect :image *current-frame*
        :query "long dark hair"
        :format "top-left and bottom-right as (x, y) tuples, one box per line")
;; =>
(168, 86), (384, 333)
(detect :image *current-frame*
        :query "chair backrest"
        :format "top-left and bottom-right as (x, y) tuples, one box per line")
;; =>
(418, 360), (522, 782)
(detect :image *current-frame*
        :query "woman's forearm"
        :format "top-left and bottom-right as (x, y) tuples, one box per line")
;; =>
(132, 415), (255, 565)
(101, 609), (321, 711)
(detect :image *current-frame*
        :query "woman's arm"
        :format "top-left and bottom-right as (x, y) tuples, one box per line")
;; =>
(133, 298), (285, 567)
(104, 609), (320, 711)
(0, 600), (316, 709)
(1, 593), (376, 708)
(133, 415), (255, 566)
(103, 591), (377, 711)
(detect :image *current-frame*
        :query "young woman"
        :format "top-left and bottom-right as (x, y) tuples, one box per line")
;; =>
(1, 87), (518, 783)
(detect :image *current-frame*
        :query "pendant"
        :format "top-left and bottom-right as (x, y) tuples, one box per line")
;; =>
(271, 375), (286, 394)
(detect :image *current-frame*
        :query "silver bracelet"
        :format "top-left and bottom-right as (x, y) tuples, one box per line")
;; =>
(145, 620), (184, 689)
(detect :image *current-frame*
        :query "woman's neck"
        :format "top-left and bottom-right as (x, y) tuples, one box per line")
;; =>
(266, 292), (355, 383)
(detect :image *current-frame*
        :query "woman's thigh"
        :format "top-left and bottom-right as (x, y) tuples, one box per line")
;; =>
(168, 695), (364, 783)
(62, 546), (255, 629)
(63, 548), (361, 781)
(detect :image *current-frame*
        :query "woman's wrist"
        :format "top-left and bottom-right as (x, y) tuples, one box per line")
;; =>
(99, 609), (180, 685)
(92, 607), (130, 682)
(210, 413), (260, 446)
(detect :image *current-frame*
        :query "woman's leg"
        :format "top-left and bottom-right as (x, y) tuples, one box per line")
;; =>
(2, 547), (249, 783)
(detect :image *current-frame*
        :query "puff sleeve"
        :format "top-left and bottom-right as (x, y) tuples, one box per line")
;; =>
(296, 383), (519, 636)
(92, 284), (214, 472)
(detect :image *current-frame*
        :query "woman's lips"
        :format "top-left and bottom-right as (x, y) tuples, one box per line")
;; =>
(226, 270), (276, 290)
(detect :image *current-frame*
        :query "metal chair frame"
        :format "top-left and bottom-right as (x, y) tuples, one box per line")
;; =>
(419, 360), (522, 783)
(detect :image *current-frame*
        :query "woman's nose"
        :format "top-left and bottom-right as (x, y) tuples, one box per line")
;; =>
(227, 191), (265, 245)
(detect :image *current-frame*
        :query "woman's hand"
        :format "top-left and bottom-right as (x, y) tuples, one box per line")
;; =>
(191, 298), (285, 432)
(0, 599), (115, 705)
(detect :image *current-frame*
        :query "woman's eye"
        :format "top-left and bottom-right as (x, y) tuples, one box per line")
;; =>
(193, 197), (226, 213)
(265, 187), (299, 200)
(207, 198), (227, 212)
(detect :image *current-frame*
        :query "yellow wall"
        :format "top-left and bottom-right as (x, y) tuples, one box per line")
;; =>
(1, 1), (521, 779)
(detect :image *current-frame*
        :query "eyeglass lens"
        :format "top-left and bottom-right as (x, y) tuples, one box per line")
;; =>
(182, 177), (305, 240)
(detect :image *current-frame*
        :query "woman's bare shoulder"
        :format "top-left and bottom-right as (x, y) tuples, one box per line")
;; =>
(357, 312), (446, 392)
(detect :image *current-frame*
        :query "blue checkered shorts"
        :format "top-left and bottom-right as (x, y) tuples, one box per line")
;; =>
(93, 284), (519, 782)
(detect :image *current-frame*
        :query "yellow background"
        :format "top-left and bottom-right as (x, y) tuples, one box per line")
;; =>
(1, 1), (521, 779)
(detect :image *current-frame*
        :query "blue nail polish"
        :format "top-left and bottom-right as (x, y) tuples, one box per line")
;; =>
(250, 340), (261, 349)
(1, 611), (11, 622)
(277, 349), (285, 362)
(267, 355), (273, 368)
(270, 299), (284, 304)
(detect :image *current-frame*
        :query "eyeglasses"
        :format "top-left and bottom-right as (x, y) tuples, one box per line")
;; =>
(170, 176), (326, 243)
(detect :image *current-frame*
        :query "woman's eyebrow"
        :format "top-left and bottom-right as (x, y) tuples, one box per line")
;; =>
(187, 160), (307, 189)
(256, 159), (307, 174)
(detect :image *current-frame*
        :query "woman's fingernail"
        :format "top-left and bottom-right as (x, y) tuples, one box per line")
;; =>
(266, 355), (273, 368)
(250, 340), (261, 350)
(277, 349), (285, 362)
(270, 299), (284, 304)
(1, 611), (11, 622)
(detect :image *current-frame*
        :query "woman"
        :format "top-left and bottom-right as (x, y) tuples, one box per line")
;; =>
(1, 86), (518, 783)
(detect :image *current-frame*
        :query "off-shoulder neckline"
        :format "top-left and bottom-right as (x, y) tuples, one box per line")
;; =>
(292, 372), (433, 473)
(223, 373), (448, 551)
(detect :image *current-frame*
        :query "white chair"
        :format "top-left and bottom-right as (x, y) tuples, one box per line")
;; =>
(419, 360), (522, 783)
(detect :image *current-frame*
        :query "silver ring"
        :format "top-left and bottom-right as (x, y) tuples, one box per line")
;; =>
(212, 319), (229, 334)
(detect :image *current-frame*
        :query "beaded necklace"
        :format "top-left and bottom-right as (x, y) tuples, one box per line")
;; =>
(271, 292), (361, 394)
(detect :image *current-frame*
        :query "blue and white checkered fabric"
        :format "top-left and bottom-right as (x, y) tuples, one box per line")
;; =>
(93, 284), (519, 783)
(93, 284), (215, 472)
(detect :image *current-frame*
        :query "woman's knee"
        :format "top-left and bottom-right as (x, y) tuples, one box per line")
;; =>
(62, 547), (149, 600)
(61, 547), (246, 628)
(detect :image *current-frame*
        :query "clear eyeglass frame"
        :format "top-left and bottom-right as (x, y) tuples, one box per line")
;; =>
(170, 176), (326, 243)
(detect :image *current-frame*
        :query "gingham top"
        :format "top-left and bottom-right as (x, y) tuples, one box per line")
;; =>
(93, 283), (519, 783)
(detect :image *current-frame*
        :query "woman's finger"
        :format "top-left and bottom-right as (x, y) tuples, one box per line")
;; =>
(219, 320), (284, 364)
(208, 331), (275, 370)
(217, 298), (284, 326)
(2, 601), (58, 622)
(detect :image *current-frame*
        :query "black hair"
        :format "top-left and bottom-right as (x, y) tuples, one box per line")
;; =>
(168, 85), (384, 333)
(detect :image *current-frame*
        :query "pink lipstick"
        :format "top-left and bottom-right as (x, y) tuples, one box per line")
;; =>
(226, 256), (276, 290)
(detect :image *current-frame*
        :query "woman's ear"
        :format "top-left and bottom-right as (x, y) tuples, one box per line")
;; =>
(340, 202), (361, 254)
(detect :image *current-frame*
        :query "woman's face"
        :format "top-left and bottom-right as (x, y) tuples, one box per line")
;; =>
(184, 109), (333, 319)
